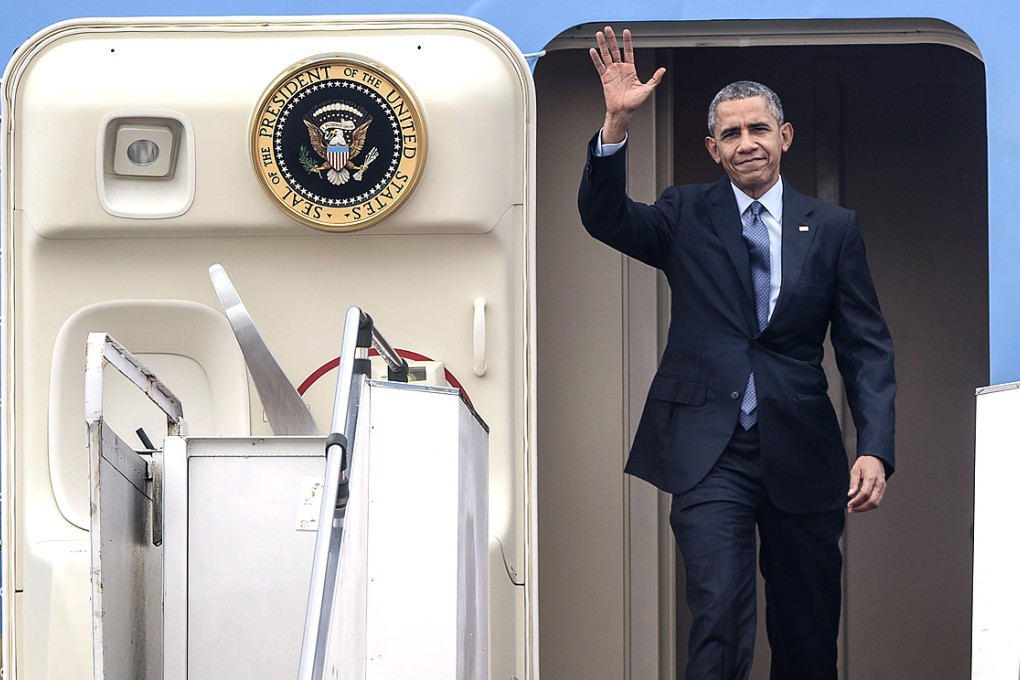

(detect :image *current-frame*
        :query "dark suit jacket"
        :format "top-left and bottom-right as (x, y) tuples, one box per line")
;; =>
(578, 138), (895, 513)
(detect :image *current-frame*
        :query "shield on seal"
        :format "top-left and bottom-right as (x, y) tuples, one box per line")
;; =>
(327, 144), (349, 172)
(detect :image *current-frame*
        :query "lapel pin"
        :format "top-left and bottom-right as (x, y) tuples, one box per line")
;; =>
(799, 225), (810, 232)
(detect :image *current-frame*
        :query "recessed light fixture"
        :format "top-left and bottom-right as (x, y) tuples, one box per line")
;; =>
(112, 124), (176, 177)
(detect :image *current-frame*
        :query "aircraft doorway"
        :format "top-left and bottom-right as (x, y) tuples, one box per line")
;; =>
(535, 23), (986, 679)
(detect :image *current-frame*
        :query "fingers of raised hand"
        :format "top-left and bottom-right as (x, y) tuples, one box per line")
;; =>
(605, 26), (622, 62)
(595, 27), (630, 67)
(622, 28), (635, 63)
(647, 67), (666, 89)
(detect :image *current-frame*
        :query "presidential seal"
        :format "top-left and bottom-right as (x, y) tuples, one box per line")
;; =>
(251, 55), (426, 232)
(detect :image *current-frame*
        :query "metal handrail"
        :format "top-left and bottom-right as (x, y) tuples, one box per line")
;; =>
(369, 315), (409, 382)
(296, 307), (406, 680)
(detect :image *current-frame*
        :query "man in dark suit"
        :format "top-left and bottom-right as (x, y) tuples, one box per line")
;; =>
(578, 27), (896, 679)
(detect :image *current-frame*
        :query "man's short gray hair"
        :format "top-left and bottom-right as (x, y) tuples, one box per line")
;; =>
(707, 81), (784, 136)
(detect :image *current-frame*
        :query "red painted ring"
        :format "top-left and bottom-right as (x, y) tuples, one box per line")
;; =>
(297, 348), (474, 410)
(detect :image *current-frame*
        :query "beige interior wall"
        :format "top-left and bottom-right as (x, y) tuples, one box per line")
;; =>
(535, 48), (628, 679)
(535, 48), (670, 679)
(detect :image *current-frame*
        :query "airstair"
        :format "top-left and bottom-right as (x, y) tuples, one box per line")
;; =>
(86, 306), (488, 679)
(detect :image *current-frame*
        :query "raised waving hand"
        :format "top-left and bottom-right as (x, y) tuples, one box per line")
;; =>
(590, 26), (667, 144)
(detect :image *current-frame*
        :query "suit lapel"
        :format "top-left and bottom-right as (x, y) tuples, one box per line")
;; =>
(772, 184), (818, 323)
(707, 177), (755, 311)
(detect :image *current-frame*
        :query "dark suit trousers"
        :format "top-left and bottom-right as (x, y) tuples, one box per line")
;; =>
(669, 424), (845, 680)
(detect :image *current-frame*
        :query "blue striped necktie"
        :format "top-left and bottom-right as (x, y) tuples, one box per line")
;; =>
(739, 201), (770, 430)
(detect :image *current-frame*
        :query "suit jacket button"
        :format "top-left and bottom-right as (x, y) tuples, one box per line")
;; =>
(730, 391), (740, 399)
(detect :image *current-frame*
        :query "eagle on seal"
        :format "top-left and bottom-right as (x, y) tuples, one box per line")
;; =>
(303, 116), (379, 185)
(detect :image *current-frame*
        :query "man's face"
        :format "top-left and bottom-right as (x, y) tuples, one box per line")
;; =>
(705, 96), (794, 199)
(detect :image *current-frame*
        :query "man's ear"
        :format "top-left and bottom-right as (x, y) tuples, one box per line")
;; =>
(705, 136), (721, 164)
(780, 122), (794, 152)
